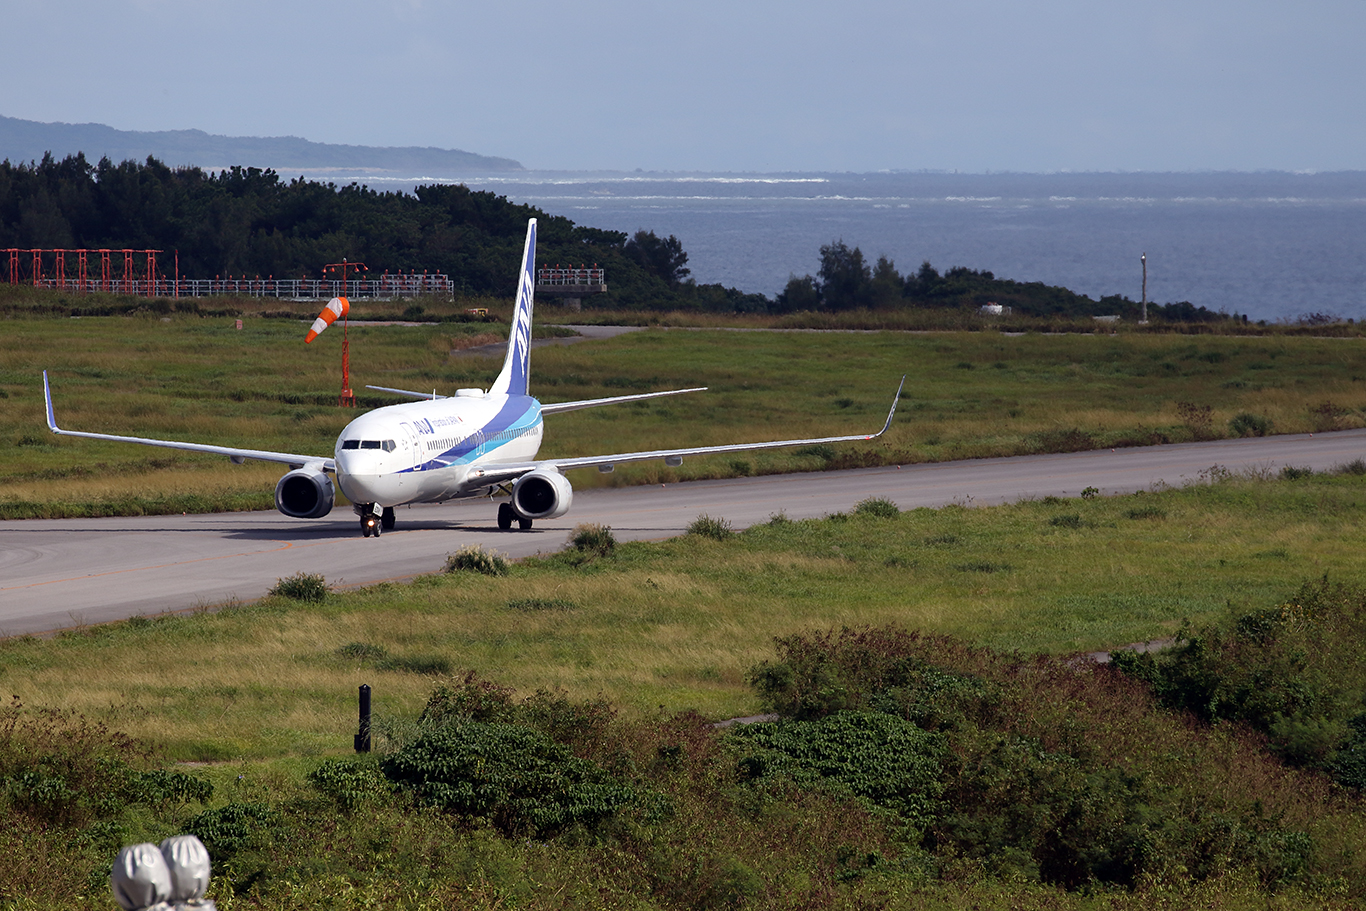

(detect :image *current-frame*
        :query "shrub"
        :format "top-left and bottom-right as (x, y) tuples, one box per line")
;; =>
(269, 572), (328, 602)
(730, 712), (945, 830)
(687, 514), (734, 540)
(1280, 465), (1314, 480)
(854, 496), (900, 518)
(1126, 506), (1167, 520)
(380, 721), (635, 837)
(1048, 513), (1082, 528)
(308, 758), (392, 812)
(1176, 401), (1215, 440)
(1334, 458), (1366, 476)
(421, 671), (516, 725)
(568, 523), (615, 556)
(1112, 578), (1366, 775)
(184, 802), (281, 860)
(1229, 412), (1272, 437)
(444, 545), (508, 575)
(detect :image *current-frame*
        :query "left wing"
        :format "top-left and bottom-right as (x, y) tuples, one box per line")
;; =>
(468, 376), (904, 484)
(43, 372), (335, 471)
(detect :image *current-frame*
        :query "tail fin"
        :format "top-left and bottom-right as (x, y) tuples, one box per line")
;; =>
(489, 219), (537, 397)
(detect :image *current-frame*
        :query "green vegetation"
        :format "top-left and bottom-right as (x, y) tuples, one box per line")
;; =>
(778, 239), (1238, 322)
(443, 544), (510, 576)
(6, 471), (1366, 907)
(267, 572), (329, 603)
(6, 319), (1366, 519)
(0, 154), (760, 311)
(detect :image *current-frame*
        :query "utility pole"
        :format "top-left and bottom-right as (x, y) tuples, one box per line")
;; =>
(1140, 253), (1148, 324)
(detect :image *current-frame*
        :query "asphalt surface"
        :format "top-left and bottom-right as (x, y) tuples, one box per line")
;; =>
(3, 429), (1364, 637)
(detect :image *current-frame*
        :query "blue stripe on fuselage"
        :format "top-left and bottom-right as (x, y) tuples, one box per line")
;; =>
(408, 396), (541, 472)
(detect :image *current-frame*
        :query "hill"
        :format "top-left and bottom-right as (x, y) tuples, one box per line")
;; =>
(0, 114), (523, 174)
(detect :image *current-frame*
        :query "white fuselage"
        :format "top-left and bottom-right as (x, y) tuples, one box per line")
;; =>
(333, 391), (544, 508)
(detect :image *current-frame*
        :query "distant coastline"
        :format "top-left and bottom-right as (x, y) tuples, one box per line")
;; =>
(0, 114), (523, 175)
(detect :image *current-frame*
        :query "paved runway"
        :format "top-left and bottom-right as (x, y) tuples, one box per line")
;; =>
(3, 429), (1364, 637)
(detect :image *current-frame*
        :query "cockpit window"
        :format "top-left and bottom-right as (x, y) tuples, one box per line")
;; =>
(341, 440), (359, 450)
(345, 439), (396, 452)
(382, 440), (396, 452)
(360, 440), (381, 450)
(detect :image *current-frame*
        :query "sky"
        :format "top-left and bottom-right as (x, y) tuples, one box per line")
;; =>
(2, 0), (1363, 173)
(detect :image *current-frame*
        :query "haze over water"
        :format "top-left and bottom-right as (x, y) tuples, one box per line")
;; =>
(348, 171), (1366, 322)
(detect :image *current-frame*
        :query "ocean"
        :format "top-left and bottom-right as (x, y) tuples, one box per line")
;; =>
(350, 171), (1366, 322)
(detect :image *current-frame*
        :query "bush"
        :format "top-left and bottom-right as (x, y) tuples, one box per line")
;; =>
(568, 523), (616, 556)
(1126, 506), (1166, 520)
(308, 759), (392, 812)
(380, 721), (635, 837)
(731, 712), (945, 829)
(1229, 412), (1273, 437)
(1048, 513), (1082, 528)
(1334, 458), (1366, 476)
(444, 545), (509, 575)
(269, 572), (328, 602)
(1112, 578), (1366, 775)
(687, 514), (734, 540)
(1280, 465), (1314, 480)
(854, 497), (900, 518)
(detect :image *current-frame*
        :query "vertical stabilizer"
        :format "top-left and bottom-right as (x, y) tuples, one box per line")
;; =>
(490, 219), (537, 397)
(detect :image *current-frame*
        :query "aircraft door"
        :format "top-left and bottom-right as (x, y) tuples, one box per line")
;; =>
(400, 422), (420, 471)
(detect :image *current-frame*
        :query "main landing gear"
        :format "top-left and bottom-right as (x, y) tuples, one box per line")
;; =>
(497, 502), (532, 531)
(357, 504), (395, 538)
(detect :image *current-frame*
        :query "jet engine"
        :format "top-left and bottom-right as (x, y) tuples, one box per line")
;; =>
(511, 469), (573, 520)
(274, 467), (335, 518)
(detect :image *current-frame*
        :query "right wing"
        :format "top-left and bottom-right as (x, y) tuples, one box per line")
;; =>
(43, 372), (335, 471)
(466, 377), (904, 484)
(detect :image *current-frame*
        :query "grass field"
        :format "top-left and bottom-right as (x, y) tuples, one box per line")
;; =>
(5, 470), (1365, 759)
(8, 293), (1366, 909)
(5, 309), (1366, 518)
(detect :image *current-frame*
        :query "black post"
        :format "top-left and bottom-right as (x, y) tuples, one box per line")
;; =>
(354, 684), (372, 753)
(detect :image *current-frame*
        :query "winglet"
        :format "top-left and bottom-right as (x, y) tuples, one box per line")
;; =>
(42, 370), (60, 433)
(867, 375), (906, 439)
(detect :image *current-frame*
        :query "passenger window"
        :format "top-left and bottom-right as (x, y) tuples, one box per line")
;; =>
(341, 440), (360, 450)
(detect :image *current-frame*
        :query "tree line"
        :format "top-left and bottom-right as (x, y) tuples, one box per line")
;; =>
(0, 154), (1230, 320)
(777, 239), (1234, 322)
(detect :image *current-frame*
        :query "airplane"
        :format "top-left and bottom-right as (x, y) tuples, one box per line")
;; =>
(43, 219), (903, 537)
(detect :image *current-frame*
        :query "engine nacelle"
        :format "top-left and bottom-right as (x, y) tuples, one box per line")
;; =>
(274, 467), (335, 519)
(511, 469), (573, 520)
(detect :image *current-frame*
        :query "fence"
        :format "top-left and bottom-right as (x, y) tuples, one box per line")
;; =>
(537, 265), (604, 287)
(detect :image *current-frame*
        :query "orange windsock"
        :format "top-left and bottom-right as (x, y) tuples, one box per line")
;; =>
(305, 296), (349, 343)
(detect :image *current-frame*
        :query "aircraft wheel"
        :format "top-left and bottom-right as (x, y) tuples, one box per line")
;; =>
(381, 506), (395, 530)
(518, 517), (533, 530)
(361, 519), (372, 538)
(497, 502), (515, 530)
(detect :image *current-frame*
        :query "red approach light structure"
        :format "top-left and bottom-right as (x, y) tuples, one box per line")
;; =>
(320, 260), (367, 407)
(4, 248), (161, 295)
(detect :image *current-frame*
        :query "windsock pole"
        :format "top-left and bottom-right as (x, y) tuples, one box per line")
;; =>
(319, 259), (366, 407)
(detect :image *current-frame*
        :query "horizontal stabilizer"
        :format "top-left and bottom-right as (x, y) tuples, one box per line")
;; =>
(365, 385), (447, 401)
(540, 387), (707, 414)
